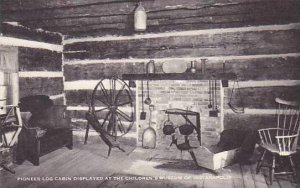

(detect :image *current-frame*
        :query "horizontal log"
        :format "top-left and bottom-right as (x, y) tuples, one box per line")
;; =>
(0, 36), (62, 52)
(64, 62), (144, 81)
(42, 1), (300, 36)
(228, 80), (300, 89)
(64, 29), (300, 60)
(30, 1), (300, 29)
(224, 86), (300, 109)
(19, 71), (63, 78)
(64, 24), (300, 44)
(19, 47), (62, 71)
(224, 113), (276, 130)
(224, 56), (300, 81)
(65, 90), (136, 106)
(1, 0), (271, 20)
(0, 23), (62, 44)
(0, 0), (153, 11)
(19, 77), (63, 98)
(51, 97), (64, 105)
(3, 0), (299, 36)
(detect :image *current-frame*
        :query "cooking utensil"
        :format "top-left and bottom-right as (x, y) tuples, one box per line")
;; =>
(214, 80), (218, 111)
(144, 79), (151, 105)
(142, 104), (156, 149)
(209, 80), (218, 117)
(208, 80), (212, 108)
(228, 79), (244, 113)
(163, 114), (175, 134)
(140, 80), (146, 120)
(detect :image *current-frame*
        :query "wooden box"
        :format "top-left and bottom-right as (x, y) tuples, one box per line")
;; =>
(193, 146), (240, 170)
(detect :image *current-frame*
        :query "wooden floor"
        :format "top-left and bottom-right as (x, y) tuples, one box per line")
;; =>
(0, 139), (298, 188)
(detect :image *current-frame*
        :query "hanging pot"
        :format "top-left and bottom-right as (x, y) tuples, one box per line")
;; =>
(162, 115), (175, 135)
(179, 124), (194, 136)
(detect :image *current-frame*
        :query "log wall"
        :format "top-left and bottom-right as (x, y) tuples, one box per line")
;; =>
(63, 1), (300, 137)
(0, 24), (64, 105)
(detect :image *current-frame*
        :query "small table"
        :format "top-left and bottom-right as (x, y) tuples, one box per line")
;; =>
(163, 108), (201, 145)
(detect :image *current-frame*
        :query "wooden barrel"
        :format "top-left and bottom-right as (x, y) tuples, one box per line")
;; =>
(0, 85), (7, 114)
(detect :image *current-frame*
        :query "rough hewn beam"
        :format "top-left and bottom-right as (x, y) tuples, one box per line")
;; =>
(64, 29), (300, 60)
(1, 0), (152, 11)
(0, 23), (62, 44)
(19, 47), (62, 71)
(1, 0), (287, 22)
(224, 86), (300, 109)
(64, 62), (144, 81)
(19, 77), (64, 98)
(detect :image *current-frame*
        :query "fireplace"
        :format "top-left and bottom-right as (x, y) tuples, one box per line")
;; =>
(136, 80), (223, 150)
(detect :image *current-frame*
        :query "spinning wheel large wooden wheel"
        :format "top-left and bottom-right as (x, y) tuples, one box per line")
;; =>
(90, 77), (135, 138)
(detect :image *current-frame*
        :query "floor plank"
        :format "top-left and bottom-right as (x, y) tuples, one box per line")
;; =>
(241, 165), (256, 188)
(250, 163), (268, 188)
(1, 142), (298, 188)
(230, 164), (245, 188)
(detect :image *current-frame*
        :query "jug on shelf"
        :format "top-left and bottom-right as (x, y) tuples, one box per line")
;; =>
(146, 60), (156, 74)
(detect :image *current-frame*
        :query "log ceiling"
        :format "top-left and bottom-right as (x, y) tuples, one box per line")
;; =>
(1, 0), (300, 38)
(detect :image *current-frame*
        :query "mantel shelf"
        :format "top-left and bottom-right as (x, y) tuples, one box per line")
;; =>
(122, 72), (237, 81)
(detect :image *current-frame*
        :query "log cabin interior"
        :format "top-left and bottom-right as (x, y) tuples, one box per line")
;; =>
(0, 0), (300, 187)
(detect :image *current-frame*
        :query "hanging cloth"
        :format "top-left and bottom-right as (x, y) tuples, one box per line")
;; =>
(0, 48), (18, 73)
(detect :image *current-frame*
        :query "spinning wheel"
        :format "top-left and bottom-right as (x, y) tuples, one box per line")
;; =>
(0, 105), (23, 173)
(89, 77), (135, 138)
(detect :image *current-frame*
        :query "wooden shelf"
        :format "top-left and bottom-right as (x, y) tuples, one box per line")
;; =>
(122, 72), (236, 80)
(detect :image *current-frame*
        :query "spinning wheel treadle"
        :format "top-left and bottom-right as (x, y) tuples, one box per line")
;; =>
(85, 77), (135, 142)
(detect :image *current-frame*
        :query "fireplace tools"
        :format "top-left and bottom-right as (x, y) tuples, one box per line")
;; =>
(208, 80), (213, 109)
(144, 79), (151, 105)
(209, 80), (219, 117)
(142, 105), (156, 149)
(140, 80), (146, 120)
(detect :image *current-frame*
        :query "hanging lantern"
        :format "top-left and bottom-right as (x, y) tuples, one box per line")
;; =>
(134, 2), (147, 32)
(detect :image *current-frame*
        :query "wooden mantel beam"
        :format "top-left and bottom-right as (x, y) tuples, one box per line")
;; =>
(122, 73), (237, 80)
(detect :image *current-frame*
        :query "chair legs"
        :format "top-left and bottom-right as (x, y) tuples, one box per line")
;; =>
(256, 150), (266, 174)
(288, 155), (297, 182)
(256, 150), (297, 185)
(270, 154), (276, 185)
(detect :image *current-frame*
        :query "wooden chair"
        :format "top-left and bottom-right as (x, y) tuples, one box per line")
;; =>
(256, 98), (300, 184)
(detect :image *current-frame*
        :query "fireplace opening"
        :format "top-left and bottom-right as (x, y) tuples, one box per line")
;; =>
(136, 80), (223, 156)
